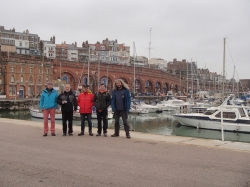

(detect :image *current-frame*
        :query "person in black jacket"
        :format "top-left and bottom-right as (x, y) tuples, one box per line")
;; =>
(94, 83), (111, 137)
(57, 84), (77, 136)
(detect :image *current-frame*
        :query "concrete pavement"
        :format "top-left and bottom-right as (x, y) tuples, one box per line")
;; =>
(0, 118), (250, 187)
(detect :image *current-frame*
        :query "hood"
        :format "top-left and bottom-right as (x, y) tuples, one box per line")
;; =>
(113, 79), (129, 90)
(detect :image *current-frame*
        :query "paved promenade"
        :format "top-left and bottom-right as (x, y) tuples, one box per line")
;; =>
(0, 118), (250, 187)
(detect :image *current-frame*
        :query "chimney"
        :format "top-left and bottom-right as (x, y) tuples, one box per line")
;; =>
(26, 29), (29, 34)
(53, 36), (55, 44)
(75, 42), (77, 47)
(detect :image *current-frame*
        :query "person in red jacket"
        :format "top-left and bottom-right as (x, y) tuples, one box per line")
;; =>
(77, 84), (94, 136)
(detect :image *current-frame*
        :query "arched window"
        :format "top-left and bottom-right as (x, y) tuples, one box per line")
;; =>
(101, 78), (106, 85)
(145, 81), (149, 88)
(82, 77), (88, 85)
(38, 69), (41, 74)
(62, 75), (68, 83)
(11, 67), (15, 72)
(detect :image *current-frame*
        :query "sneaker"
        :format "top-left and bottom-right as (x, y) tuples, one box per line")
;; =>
(89, 132), (94, 136)
(111, 133), (119, 137)
(96, 133), (101, 136)
(68, 133), (73, 136)
(104, 133), (107, 137)
(63, 133), (66, 136)
(126, 133), (131, 139)
(43, 133), (47, 137)
(78, 132), (84, 136)
(52, 133), (56, 136)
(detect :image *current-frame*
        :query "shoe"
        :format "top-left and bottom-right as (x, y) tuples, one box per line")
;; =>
(43, 133), (47, 137)
(89, 132), (93, 136)
(126, 133), (131, 139)
(111, 133), (119, 137)
(78, 132), (84, 136)
(96, 133), (101, 136)
(104, 133), (107, 137)
(63, 133), (66, 136)
(52, 133), (56, 136)
(68, 133), (73, 136)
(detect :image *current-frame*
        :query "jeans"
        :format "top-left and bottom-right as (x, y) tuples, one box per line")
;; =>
(114, 110), (130, 134)
(96, 110), (108, 134)
(80, 113), (92, 132)
(62, 111), (73, 134)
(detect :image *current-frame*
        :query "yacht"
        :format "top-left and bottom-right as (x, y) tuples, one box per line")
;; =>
(173, 95), (250, 133)
(131, 100), (162, 113)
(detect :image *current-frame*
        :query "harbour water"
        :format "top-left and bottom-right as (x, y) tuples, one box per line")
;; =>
(0, 110), (249, 143)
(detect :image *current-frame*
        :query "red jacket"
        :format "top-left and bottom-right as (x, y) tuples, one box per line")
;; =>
(78, 91), (94, 114)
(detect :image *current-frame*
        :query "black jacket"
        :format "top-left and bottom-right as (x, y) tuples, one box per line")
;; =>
(94, 91), (111, 110)
(57, 90), (77, 112)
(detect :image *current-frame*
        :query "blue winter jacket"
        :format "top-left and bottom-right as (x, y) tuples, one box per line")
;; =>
(111, 88), (131, 113)
(39, 88), (58, 110)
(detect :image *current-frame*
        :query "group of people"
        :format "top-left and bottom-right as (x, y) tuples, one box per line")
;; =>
(39, 79), (131, 139)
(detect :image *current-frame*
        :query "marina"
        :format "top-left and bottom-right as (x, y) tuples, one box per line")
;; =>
(1, 109), (249, 143)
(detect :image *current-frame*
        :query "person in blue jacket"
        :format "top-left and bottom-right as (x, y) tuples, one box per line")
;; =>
(39, 81), (58, 136)
(111, 79), (131, 138)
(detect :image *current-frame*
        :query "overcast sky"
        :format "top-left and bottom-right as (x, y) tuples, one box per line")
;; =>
(1, 0), (250, 79)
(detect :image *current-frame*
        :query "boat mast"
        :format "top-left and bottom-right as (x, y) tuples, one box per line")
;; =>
(191, 59), (193, 98)
(232, 65), (235, 94)
(222, 38), (226, 101)
(87, 46), (90, 85)
(133, 42), (135, 95)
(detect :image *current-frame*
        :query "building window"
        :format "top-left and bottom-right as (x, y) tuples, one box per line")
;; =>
(30, 68), (33, 73)
(38, 76), (41, 84)
(19, 42), (22, 47)
(21, 75), (24, 83)
(25, 42), (28, 47)
(11, 75), (15, 83)
(38, 69), (41, 74)
(20, 67), (24, 73)
(46, 69), (49, 74)
(19, 36), (22, 40)
(11, 67), (15, 72)
(0, 79), (2, 84)
(62, 75), (68, 84)
(9, 85), (16, 96)
(29, 76), (33, 83)
(0, 68), (1, 75)
(46, 76), (49, 82)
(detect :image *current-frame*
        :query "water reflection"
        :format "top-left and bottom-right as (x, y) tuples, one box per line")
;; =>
(0, 110), (249, 143)
(173, 125), (250, 143)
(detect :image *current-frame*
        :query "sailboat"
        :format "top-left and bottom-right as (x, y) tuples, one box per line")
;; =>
(173, 38), (250, 133)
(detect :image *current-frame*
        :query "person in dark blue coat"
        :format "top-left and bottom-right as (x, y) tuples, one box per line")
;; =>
(111, 79), (131, 139)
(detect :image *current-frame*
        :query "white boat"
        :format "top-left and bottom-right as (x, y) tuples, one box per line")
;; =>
(29, 107), (62, 120)
(173, 95), (250, 133)
(129, 105), (149, 114)
(73, 106), (113, 119)
(155, 100), (180, 111)
(131, 100), (162, 113)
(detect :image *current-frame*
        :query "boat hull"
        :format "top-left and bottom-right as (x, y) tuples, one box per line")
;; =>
(173, 114), (250, 133)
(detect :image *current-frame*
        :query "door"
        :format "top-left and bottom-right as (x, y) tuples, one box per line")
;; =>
(19, 90), (24, 98)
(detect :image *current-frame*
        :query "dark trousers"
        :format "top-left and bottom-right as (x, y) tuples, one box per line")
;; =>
(80, 114), (92, 132)
(62, 111), (73, 134)
(114, 110), (129, 134)
(96, 110), (108, 134)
